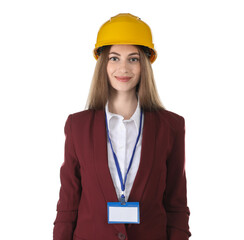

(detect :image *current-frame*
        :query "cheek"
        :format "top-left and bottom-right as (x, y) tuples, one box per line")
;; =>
(107, 63), (115, 76)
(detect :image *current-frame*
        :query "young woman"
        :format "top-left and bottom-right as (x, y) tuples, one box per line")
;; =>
(53, 13), (191, 240)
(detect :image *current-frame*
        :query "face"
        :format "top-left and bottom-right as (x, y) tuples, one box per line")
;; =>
(107, 45), (141, 95)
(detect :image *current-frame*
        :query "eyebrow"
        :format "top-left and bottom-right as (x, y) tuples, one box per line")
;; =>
(108, 52), (140, 56)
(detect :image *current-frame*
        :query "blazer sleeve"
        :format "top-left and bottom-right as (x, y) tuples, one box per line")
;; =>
(53, 114), (82, 240)
(163, 116), (191, 240)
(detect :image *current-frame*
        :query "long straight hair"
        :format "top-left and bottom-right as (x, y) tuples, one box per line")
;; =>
(85, 45), (166, 112)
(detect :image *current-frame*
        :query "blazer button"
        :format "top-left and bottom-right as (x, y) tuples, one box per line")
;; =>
(118, 232), (126, 240)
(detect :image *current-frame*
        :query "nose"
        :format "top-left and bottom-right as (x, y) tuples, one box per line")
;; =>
(118, 60), (129, 73)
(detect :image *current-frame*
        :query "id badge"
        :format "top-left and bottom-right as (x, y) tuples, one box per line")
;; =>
(107, 202), (140, 224)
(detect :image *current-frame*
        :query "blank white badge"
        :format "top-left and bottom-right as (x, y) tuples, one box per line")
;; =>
(107, 202), (140, 224)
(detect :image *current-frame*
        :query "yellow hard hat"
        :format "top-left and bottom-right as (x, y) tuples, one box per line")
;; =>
(94, 13), (157, 63)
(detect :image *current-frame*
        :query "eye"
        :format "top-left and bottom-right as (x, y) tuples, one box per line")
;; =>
(129, 57), (140, 62)
(109, 56), (119, 61)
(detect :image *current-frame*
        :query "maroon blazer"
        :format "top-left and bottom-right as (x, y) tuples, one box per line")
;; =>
(53, 108), (191, 240)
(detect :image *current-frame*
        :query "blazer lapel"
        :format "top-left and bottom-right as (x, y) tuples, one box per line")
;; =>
(128, 110), (156, 202)
(93, 109), (118, 203)
(93, 109), (126, 234)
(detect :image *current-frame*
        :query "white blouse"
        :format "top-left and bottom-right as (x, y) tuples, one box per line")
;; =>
(105, 99), (144, 202)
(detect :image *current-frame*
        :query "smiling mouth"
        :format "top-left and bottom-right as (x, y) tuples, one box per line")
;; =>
(115, 76), (132, 82)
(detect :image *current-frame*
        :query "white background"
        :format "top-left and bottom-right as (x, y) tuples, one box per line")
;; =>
(0, 0), (243, 239)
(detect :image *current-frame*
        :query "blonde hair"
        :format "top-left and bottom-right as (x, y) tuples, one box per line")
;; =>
(85, 45), (166, 111)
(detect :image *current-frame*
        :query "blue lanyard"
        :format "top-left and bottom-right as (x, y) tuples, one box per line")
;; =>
(105, 107), (143, 204)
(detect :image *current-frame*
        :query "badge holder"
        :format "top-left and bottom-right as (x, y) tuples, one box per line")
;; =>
(107, 201), (140, 224)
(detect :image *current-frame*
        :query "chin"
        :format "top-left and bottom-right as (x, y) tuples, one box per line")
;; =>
(111, 86), (137, 93)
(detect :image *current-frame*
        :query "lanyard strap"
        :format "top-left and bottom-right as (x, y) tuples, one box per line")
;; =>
(105, 107), (143, 204)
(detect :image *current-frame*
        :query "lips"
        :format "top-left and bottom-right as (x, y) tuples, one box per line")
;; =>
(115, 76), (132, 82)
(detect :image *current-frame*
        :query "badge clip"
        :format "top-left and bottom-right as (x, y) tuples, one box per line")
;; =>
(120, 193), (126, 205)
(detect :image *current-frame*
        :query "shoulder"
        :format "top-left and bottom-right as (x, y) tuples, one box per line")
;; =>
(157, 108), (185, 123)
(65, 109), (96, 128)
(70, 109), (95, 120)
(149, 108), (185, 133)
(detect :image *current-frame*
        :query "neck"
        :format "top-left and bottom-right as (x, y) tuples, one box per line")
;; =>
(108, 90), (138, 120)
